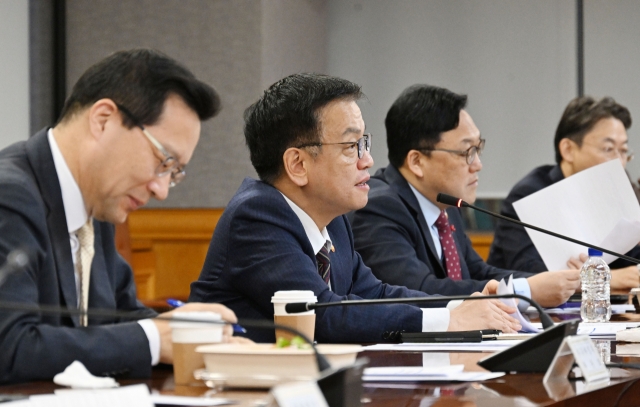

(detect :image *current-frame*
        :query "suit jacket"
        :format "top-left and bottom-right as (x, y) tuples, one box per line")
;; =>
(487, 164), (640, 271)
(0, 129), (155, 383)
(189, 178), (440, 343)
(350, 165), (532, 296)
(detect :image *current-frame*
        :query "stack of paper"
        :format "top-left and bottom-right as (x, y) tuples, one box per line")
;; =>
(363, 366), (504, 382)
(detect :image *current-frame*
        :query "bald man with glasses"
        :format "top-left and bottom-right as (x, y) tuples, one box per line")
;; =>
(350, 84), (579, 307)
(488, 96), (640, 290)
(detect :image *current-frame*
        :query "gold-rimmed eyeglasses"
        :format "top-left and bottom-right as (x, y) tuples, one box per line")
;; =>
(116, 103), (186, 187)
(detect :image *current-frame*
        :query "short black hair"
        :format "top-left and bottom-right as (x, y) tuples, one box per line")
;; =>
(244, 73), (363, 185)
(58, 48), (221, 127)
(554, 96), (631, 164)
(386, 84), (467, 168)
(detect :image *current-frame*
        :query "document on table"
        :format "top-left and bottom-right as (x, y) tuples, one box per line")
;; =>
(528, 321), (639, 338)
(363, 366), (504, 382)
(363, 340), (523, 352)
(512, 160), (640, 270)
(527, 304), (635, 315)
(4, 385), (234, 407)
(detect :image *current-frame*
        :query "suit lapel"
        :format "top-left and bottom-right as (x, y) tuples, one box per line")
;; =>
(383, 166), (445, 274)
(26, 130), (80, 326)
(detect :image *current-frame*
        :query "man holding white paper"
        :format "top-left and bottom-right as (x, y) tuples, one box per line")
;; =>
(488, 96), (640, 289)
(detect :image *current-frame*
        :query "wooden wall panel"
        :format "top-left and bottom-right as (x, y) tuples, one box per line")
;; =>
(127, 209), (223, 301)
(468, 233), (494, 261)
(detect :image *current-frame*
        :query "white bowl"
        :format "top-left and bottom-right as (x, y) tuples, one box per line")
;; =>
(195, 343), (362, 388)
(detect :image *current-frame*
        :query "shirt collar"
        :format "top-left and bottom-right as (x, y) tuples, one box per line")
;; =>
(48, 129), (88, 234)
(280, 193), (332, 255)
(408, 183), (442, 228)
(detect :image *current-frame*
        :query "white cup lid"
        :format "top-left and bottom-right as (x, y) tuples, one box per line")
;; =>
(271, 290), (317, 303)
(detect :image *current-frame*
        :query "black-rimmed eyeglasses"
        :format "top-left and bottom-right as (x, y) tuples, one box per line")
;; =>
(116, 103), (186, 187)
(296, 133), (372, 160)
(419, 138), (485, 165)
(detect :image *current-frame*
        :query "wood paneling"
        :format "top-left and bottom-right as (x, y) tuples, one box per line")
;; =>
(468, 232), (494, 261)
(126, 209), (224, 301)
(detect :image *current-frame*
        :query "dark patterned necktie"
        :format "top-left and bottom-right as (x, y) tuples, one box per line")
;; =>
(434, 211), (462, 280)
(316, 240), (331, 285)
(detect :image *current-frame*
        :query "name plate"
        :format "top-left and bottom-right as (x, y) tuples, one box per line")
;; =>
(544, 334), (609, 385)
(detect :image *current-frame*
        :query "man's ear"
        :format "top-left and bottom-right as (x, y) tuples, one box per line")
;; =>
(404, 150), (426, 178)
(558, 138), (575, 164)
(87, 99), (119, 140)
(282, 147), (310, 187)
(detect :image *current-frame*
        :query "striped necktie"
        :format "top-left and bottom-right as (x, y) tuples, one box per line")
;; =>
(316, 240), (332, 285)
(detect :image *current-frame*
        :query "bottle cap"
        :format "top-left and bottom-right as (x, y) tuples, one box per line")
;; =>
(588, 248), (603, 257)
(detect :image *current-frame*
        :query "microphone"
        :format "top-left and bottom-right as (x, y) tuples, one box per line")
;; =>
(285, 293), (555, 329)
(0, 249), (31, 288)
(436, 192), (640, 265)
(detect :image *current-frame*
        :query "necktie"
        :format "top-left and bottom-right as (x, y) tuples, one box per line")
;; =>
(77, 219), (95, 327)
(316, 241), (332, 285)
(434, 211), (462, 280)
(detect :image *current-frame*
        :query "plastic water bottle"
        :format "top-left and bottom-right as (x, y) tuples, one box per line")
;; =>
(580, 248), (611, 323)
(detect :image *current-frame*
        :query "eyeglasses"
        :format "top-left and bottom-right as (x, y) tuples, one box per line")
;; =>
(581, 142), (635, 163)
(296, 133), (372, 160)
(116, 103), (186, 187)
(419, 138), (485, 165)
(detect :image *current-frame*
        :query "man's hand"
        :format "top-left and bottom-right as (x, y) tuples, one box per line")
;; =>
(527, 270), (580, 308)
(569, 253), (639, 290)
(481, 280), (499, 295)
(153, 302), (238, 364)
(448, 293), (522, 333)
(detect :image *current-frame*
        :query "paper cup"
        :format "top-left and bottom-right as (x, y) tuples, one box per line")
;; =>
(271, 291), (317, 342)
(170, 311), (223, 386)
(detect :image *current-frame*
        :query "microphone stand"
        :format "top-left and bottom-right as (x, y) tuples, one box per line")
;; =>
(436, 192), (640, 265)
(286, 293), (555, 330)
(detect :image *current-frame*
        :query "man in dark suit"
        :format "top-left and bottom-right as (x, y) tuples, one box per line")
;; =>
(488, 96), (640, 290)
(0, 49), (240, 384)
(190, 74), (522, 343)
(350, 84), (579, 306)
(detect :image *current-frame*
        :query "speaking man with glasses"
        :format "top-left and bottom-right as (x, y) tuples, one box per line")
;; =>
(0, 49), (243, 384)
(350, 84), (579, 307)
(190, 74), (523, 343)
(488, 96), (640, 290)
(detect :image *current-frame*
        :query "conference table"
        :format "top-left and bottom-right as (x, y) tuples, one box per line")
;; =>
(3, 343), (640, 406)
(4, 311), (640, 406)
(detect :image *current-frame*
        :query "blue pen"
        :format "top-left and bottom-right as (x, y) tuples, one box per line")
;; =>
(166, 299), (247, 334)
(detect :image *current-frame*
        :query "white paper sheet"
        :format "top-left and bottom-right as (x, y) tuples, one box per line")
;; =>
(497, 276), (540, 333)
(362, 369), (505, 382)
(363, 340), (522, 352)
(512, 160), (640, 270)
(365, 365), (464, 376)
(25, 384), (153, 407)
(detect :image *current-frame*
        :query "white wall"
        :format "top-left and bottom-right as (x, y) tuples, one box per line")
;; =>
(326, 0), (576, 198)
(0, 0), (29, 148)
(584, 0), (640, 182)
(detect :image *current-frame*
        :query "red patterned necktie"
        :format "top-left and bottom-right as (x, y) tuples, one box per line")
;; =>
(316, 241), (331, 284)
(434, 211), (462, 280)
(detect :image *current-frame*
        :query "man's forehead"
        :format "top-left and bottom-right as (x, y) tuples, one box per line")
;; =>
(318, 99), (364, 135)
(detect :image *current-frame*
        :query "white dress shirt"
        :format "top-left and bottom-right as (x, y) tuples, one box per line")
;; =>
(281, 193), (451, 332)
(47, 130), (160, 365)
